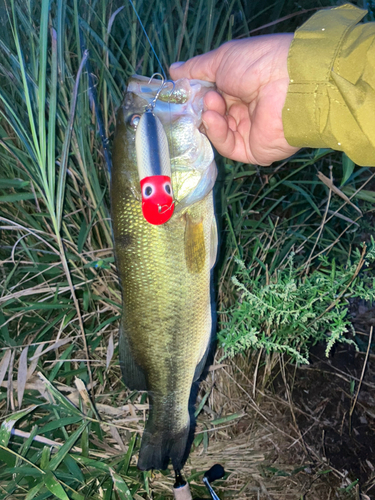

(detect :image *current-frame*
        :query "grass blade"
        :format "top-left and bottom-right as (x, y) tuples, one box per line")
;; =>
(55, 50), (89, 232)
(25, 482), (44, 500)
(44, 471), (69, 500)
(341, 153), (355, 186)
(37, 373), (83, 416)
(48, 421), (89, 471)
(110, 468), (133, 500)
(17, 346), (28, 408)
(37, 0), (50, 176)
(48, 27), (58, 197)
(0, 405), (39, 447)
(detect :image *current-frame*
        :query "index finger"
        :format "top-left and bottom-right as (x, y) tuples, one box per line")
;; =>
(169, 49), (220, 82)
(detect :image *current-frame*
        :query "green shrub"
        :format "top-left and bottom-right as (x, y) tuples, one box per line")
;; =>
(219, 241), (375, 364)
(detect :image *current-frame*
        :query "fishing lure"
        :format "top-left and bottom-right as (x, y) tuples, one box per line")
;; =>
(134, 75), (175, 225)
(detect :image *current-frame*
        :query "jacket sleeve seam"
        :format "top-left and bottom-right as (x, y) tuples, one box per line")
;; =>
(335, 13), (367, 77)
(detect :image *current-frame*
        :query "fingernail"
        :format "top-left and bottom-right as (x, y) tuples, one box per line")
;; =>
(170, 61), (185, 70)
(202, 119), (209, 131)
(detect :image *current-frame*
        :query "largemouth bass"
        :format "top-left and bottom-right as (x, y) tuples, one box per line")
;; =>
(111, 75), (217, 471)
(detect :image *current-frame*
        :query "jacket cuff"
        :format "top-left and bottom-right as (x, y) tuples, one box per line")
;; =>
(283, 4), (368, 157)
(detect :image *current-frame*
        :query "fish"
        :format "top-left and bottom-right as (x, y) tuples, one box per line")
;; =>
(111, 74), (218, 471)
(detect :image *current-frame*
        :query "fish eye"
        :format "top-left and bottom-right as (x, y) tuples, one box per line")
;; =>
(129, 114), (141, 129)
(143, 184), (153, 198)
(164, 183), (172, 195)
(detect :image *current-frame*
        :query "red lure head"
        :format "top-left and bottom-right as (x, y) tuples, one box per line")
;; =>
(140, 175), (174, 225)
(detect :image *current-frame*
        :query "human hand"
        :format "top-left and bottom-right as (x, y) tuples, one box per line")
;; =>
(170, 35), (300, 166)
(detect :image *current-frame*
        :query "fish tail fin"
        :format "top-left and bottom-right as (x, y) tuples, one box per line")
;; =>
(137, 414), (192, 471)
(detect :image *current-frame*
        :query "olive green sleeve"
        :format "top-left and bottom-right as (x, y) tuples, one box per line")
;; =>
(282, 4), (375, 166)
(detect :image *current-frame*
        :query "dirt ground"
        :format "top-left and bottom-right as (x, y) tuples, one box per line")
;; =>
(271, 337), (375, 500)
(284, 298), (375, 499)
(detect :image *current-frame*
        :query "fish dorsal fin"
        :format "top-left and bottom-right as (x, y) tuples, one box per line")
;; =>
(119, 323), (148, 391)
(184, 214), (206, 274)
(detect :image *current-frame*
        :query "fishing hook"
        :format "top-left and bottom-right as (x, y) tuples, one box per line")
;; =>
(146, 73), (175, 112)
(157, 201), (174, 214)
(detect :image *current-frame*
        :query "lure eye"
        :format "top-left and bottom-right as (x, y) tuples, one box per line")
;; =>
(142, 183), (153, 198)
(130, 114), (141, 129)
(164, 182), (172, 195)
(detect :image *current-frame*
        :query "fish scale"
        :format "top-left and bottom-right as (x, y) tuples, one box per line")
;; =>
(111, 77), (217, 471)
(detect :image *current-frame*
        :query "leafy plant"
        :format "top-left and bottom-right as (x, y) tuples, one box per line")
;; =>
(219, 243), (375, 364)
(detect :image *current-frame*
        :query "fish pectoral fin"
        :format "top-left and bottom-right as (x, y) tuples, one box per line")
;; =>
(119, 324), (148, 391)
(210, 217), (218, 270)
(174, 159), (217, 214)
(184, 214), (206, 274)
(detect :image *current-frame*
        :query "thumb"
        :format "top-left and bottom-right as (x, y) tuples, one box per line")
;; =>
(169, 50), (219, 82)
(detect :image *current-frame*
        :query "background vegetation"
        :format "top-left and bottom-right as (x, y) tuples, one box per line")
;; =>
(0, 0), (374, 498)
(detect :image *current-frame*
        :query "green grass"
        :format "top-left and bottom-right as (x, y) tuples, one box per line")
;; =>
(0, 0), (374, 498)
